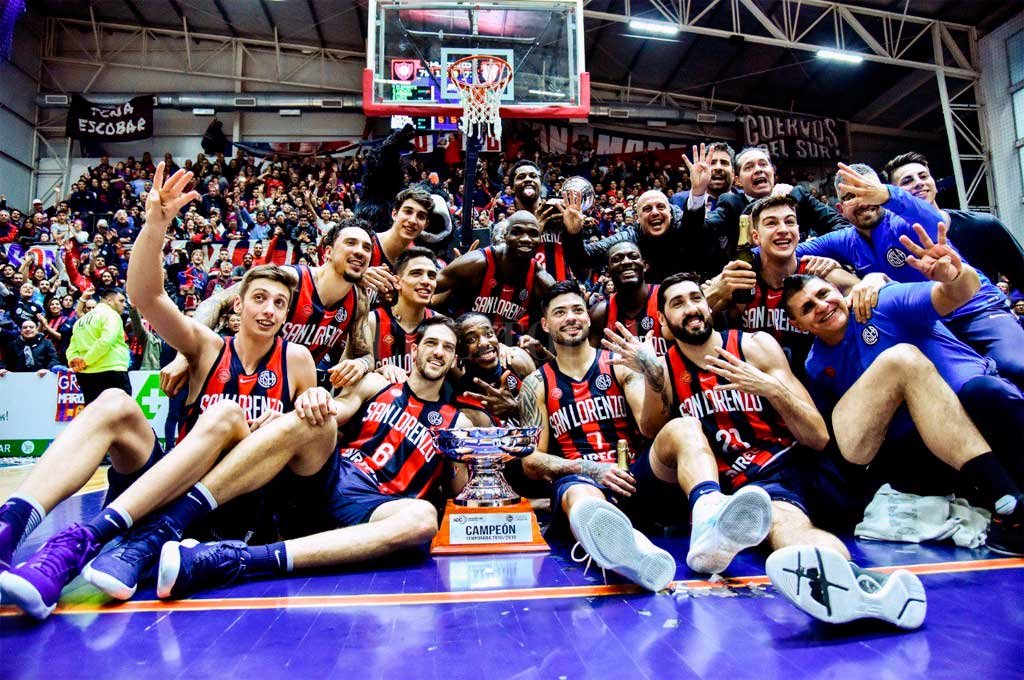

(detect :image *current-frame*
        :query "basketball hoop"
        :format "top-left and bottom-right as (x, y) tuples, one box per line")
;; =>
(447, 54), (513, 140)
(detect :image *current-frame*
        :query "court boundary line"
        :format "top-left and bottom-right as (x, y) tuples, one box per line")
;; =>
(2, 556), (1021, 617)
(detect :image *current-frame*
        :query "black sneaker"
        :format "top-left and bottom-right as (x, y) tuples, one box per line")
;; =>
(987, 506), (1024, 556)
(82, 516), (184, 600)
(157, 539), (249, 599)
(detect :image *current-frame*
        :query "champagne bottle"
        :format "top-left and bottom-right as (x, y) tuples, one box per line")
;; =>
(733, 214), (756, 303)
(616, 440), (630, 470)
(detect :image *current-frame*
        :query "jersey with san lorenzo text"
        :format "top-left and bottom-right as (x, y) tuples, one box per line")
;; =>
(371, 307), (435, 374)
(666, 330), (796, 488)
(535, 229), (571, 280)
(467, 247), (538, 335)
(339, 383), (460, 498)
(541, 349), (642, 464)
(740, 274), (812, 375)
(179, 336), (292, 443)
(280, 264), (358, 364)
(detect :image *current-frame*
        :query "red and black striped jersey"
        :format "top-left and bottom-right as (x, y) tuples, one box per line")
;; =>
(453, 363), (523, 425)
(541, 349), (641, 464)
(179, 336), (292, 442)
(371, 307), (435, 374)
(369, 232), (396, 270)
(280, 264), (358, 364)
(606, 284), (667, 356)
(535, 229), (571, 280)
(665, 330), (797, 488)
(467, 247), (539, 336)
(738, 267), (812, 376)
(339, 383), (460, 498)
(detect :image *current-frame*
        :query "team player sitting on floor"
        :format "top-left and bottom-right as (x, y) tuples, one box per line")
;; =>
(0, 163), (319, 618)
(3, 153), (1024, 634)
(602, 272), (928, 630)
(161, 217), (377, 395)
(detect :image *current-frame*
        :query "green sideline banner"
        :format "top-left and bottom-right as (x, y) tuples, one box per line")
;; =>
(0, 371), (168, 458)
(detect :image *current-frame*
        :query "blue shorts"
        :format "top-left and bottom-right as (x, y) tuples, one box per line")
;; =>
(550, 447), (688, 535)
(104, 430), (164, 507)
(270, 452), (399, 539)
(746, 447), (869, 533)
(945, 306), (1024, 389)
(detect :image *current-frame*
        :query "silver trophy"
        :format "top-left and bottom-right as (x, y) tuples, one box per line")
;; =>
(561, 176), (595, 212)
(434, 426), (539, 507)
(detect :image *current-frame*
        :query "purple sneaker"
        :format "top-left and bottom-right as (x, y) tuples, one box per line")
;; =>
(0, 524), (102, 620)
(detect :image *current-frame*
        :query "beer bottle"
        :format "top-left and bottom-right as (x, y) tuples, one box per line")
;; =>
(733, 214), (757, 303)
(616, 440), (630, 470)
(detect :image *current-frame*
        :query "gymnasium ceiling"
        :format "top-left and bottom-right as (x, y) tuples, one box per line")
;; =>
(26, 0), (1021, 130)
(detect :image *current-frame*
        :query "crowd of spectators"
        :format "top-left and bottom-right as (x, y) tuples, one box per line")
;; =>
(1, 138), (1022, 374)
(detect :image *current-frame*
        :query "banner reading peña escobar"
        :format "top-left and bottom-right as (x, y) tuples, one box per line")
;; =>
(65, 94), (154, 142)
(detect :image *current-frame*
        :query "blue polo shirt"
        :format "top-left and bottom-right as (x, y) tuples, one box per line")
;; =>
(805, 282), (995, 437)
(795, 186), (1008, 322)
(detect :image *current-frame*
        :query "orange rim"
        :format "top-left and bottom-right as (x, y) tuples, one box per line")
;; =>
(447, 55), (513, 94)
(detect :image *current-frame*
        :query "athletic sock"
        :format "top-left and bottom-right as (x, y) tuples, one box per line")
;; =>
(849, 561), (886, 586)
(243, 541), (291, 576)
(688, 481), (721, 513)
(83, 503), (133, 544)
(161, 482), (219, 531)
(0, 494), (46, 548)
(960, 452), (1022, 515)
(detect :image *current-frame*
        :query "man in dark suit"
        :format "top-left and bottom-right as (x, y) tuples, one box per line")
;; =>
(670, 141), (735, 213)
(681, 145), (848, 278)
(562, 190), (701, 282)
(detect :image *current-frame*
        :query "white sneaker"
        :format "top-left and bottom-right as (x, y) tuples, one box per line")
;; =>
(569, 498), (676, 592)
(686, 486), (772, 574)
(766, 545), (926, 629)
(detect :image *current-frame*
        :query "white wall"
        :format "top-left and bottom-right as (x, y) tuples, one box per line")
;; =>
(979, 10), (1024, 243)
(0, 371), (169, 457)
(0, 14), (42, 211)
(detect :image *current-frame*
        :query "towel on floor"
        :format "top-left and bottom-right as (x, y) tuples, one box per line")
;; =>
(855, 484), (991, 548)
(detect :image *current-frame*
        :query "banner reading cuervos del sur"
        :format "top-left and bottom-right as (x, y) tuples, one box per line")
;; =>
(740, 113), (845, 161)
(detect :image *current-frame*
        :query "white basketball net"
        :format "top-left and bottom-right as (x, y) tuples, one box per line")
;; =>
(450, 57), (510, 140)
(457, 86), (503, 140)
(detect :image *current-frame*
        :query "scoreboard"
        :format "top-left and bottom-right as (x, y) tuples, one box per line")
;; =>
(386, 51), (513, 132)
(390, 114), (460, 132)
(388, 60), (460, 132)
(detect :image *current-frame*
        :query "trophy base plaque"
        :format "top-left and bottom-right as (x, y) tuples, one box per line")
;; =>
(431, 500), (549, 555)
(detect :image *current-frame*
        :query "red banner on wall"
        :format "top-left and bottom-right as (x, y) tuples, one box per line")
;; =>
(54, 371), (85, 422)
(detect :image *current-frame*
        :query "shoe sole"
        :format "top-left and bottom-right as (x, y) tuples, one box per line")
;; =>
(0, 571), (57, 620)
(766, 546), (927, 629)
(82, 560), (139, 601)
(157, 539), (199, 600)
(687, 486), (772, 574)
(570, 499), (676, 592)
(985, 542), (1024, 557)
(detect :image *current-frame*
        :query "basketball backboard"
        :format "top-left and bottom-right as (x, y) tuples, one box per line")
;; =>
(364, 0), (589, 119)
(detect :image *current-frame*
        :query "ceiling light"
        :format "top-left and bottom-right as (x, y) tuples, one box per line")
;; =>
(628, 19), (679, 36)
(622, 33), (679, 43)
(815, 49), (864, 64)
